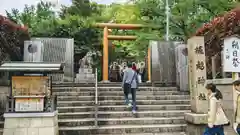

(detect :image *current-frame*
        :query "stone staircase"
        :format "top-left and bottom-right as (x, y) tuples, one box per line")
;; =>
(0, 120), (3, 135)
(54, 85), (190, 135)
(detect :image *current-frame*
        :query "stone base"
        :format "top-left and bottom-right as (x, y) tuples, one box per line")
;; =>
(184, 112), (207, 124)
(3, 111), (59, 135)
(146, 80), (151, 83)
(100, 80), (110, 83)
(186, 123), (205, 135)
(75, 72), (95, 83)
(185, 112), (207, 135)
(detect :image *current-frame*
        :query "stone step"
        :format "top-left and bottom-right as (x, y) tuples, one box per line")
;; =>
(57, 104), (190, 112)
(59, 124), (186, 134)
(54, 90), (188, 96)
(59, 132), (186, 135)
(58, 104), (190, 112)
(57, 95), (190, 101)
(88, 133), (186, 135)
(52, 82), (172, 87)
(58, 117), (185, 127)
(52, 87), (178, 92)
(57, 100), (190, 106)
(55, 92), (189, 97)
(58, 110), (190, 119)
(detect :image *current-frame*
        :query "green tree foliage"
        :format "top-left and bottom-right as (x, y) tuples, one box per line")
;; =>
(4, 0), (239, 61)
(6, 1), (102, 56)
(135, 0), (238, 41)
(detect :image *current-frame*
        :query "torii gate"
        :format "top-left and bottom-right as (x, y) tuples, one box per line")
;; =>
(95, 23), (152, 82)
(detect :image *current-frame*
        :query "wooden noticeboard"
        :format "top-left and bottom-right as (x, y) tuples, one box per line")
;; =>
(11, 76), (49, 96)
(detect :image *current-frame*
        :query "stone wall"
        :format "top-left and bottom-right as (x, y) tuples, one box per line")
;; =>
(3, 112), (59, 135)
(0, 87), (9, 116)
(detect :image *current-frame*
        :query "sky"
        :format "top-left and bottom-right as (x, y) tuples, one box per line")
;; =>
(0, 0), (127, 16)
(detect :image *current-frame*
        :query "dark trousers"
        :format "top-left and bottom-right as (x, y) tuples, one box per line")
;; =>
(123, 84), (136, 110)
(203, 125), (224, 135)
(237, 127), (240, 135)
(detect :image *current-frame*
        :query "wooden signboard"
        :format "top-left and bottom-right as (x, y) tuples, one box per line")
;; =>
(11, 76), (49, 96)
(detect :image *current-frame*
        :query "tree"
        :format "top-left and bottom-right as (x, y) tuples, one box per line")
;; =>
(0, 15), (29, 62)
(135, 0), (238, 41)
(6, 1), (102, 55)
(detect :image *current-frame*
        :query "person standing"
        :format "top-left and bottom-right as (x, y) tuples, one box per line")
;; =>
(122, 62), (139, 114)
(233, 80), (240, 134)
(132, 62), (137, 71)
(203, 83), (229, 135)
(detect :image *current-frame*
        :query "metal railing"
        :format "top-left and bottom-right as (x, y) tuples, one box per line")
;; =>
(94, 68), (98, 127)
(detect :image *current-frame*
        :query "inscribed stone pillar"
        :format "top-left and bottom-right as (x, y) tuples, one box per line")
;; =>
(187, 36), (208, 113)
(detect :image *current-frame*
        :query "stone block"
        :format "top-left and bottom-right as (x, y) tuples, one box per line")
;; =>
(54, 126), (59, 135)
(19, 118), (31, 128)
(39, 127), (55, 135)
(184, 113), (207, 124)
(3, 112), (58, 135)
(86, 74), (94, 79)
(28, 128), (39, 135)
(186, 123), (205, 135)
(30, 118), (42, 128)
(4, 118), (19, 128)
(76, 73), (85, 78)
(54, 116), (58, 126)
(42, 117), (55, 127)
(87, 68), (93, 73)
(3, 129), (14, 135)
(14, 128), (28, 135)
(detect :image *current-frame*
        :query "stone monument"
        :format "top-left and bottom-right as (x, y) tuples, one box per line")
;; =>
(75, 52), (95, 83)
(184, 36), (209, 134)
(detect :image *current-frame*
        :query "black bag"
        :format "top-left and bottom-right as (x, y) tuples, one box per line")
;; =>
(123, 72), (136, 93)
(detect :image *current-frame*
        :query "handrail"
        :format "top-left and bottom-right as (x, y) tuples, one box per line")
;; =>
(94, 68), (98, 127)
(95, 68), (98, 105)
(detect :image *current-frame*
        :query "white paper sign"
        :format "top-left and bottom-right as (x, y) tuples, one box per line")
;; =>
(223, 36), (240, 72)
(15, 98), (44, 112)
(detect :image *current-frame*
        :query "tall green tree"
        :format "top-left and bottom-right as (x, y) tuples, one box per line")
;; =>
(5, 1), (102, 55)
(135, 0), (238, 41)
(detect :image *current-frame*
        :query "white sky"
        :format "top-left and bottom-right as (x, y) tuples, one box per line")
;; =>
(0, 0), (127, 16)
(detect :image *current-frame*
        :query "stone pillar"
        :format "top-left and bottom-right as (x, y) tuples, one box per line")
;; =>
(185, 36), (208, 135)
(3, 111), (58, 135)
(188, 36), (208, 113)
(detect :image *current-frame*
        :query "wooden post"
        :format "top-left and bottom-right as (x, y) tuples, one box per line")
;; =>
(103, 27), (109, 82)
(148, 47), (151, 82)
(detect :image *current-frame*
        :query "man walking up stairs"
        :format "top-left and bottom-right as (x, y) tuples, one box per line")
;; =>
(54, 84), (190, 135)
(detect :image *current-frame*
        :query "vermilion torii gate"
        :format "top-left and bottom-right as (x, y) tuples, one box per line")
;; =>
(95, 23), (152, 82)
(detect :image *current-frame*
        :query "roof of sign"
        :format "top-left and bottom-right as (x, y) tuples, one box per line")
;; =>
(0, 62), (64, 73)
